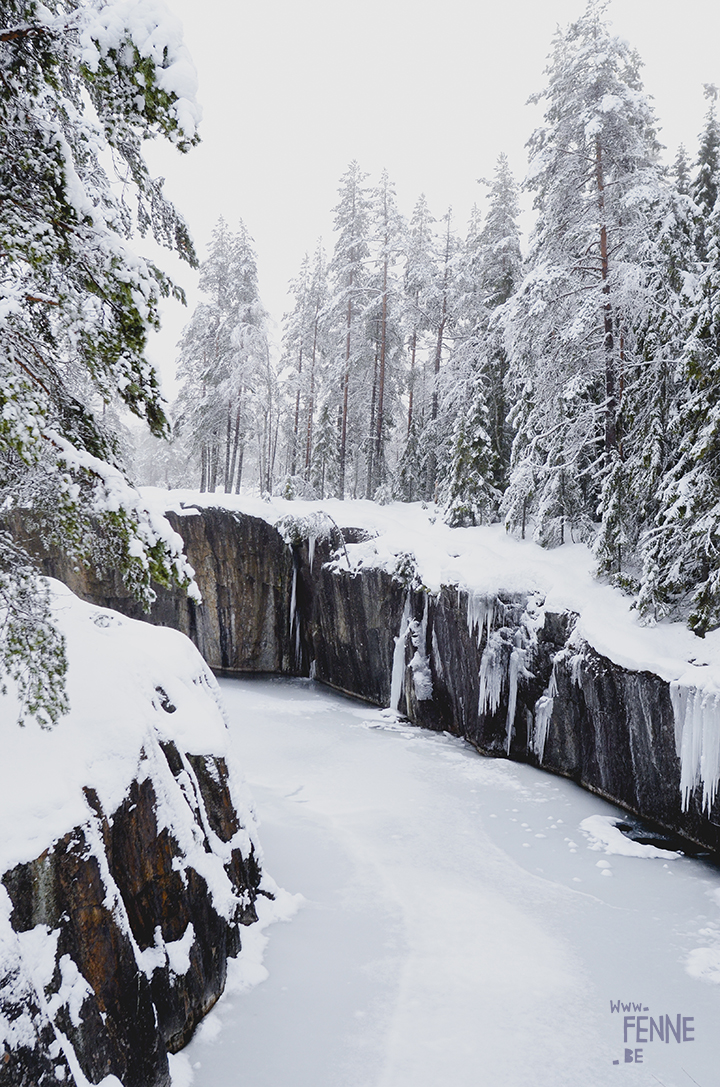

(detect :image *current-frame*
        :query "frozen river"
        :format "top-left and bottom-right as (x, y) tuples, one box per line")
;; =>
(172, 676), (720, 1087)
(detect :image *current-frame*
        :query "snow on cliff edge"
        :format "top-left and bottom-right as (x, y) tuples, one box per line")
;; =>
(0, 579), (259, 876)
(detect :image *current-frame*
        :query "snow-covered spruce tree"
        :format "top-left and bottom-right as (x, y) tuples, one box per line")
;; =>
(326, 161), (372, 498)
(637, 189), (720, 632)
(440, 155), (522, 526)
(175, 217), (269, 493)
(364, 170), (405, 499)
(309, 399), (339, 500)
(396, 193), (436, 501)
(501, 0), (668, 561)
(0, 0), (200, 724)
(279, 241), (328, 495)
(692, 85), (720, 226)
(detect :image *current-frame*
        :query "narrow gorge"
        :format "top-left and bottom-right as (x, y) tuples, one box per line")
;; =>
(40, 503), (720, 856)
(8, 499), (720, 1087)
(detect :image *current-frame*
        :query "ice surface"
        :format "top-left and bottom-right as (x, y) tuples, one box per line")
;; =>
(177, 676), (720, 1087)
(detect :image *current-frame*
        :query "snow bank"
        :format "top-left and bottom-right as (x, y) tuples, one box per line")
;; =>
(0, 579), (252, 875)
(0, 579), (270, 1085)
(142, 489), (720, 813)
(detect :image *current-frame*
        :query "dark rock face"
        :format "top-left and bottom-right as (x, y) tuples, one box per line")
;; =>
(18, 508), (296, 675)
(300, 549), (406, 704)
(29, 504), (720, 852)
(1, 745), (260, 1087)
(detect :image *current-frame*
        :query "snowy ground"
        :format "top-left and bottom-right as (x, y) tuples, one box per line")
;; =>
(172, 676), (720, 1087)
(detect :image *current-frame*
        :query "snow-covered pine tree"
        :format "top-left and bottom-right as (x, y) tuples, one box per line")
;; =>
(175, 217), (269, 493)
(440, 154), (522, 525)
(637, 180), (720, 631)
(0, 0), (200, 724)
(692, 85), (720, 223)
(396, 194), (436, 501)
(418, 209), (460, 500)
(326, 162), (372, 498)
(673, 144), (691, 196)
(309, 399), (339, 500)
(502, 0), (666, 558)
(365, 170), (405, 498)
(280, 241), (328, 494)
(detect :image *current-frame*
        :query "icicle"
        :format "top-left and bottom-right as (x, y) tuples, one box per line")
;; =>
(308, 534), (316, 571)
(289, 562), (297, 637)
(390, 594), (412, 712)
(466, 591), (493, 647)
(478, 631), (505, 718)
(289, 557), (301, 670)
(532, 661), (559, 764)
(409, 595), (433, 701)
(431, 627), (444, 680)
(671, 681), (720, 813)
(506, 648), (522, 754)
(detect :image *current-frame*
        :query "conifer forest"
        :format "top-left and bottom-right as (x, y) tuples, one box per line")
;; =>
(4, 0), (720, 732)
(157, 4), (720, 636)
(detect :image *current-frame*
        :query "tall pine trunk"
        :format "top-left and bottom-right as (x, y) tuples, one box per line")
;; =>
(596, 136), (618, 456)
(224, 403), (233, 493)
(291, 346), (303, 476)
(407, 329), (417, 436)
(339, 291), (352, 499)
(373, 255), (389, 495)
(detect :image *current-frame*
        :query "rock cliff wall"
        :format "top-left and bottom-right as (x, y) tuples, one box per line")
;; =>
(1, 745), (261, 1087)
(27, 504), (720, 857)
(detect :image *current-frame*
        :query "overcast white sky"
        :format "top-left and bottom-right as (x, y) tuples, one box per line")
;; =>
(144, 0), (720, 395)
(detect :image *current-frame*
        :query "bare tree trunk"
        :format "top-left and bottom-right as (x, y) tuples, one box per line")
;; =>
(269, 405), (280, 492)
(235, 441), (244, 494)
(200, 443), (207, 493)
(305, 357), (315, 479)
(366, 339), (379, 498)
(426, 216), (452, 498)
(209, 440), (219, 492)
(228, 396), (242, 492)
(407, 329), (417, 436)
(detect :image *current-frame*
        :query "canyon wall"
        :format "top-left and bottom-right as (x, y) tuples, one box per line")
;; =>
(37, 504), (720, 855)
(0, 569), (263, 1087)
(1, 744), (260, 1087)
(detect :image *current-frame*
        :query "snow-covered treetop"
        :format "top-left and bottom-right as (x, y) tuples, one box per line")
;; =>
(0, 0), (202, 724)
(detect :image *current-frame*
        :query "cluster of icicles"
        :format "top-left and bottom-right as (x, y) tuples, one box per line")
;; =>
(396, 586), (720, 816)
(300, 528), (720, 817)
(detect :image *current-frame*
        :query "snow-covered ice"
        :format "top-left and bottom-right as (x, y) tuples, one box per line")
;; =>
(178, 675), (720, 1087)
